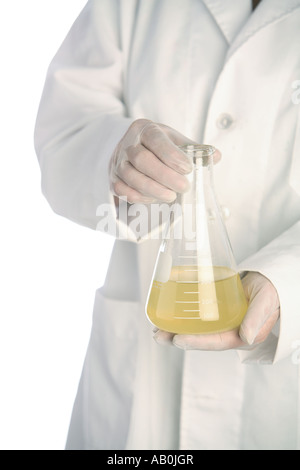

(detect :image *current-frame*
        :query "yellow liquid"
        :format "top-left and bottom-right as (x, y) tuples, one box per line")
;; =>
(147, 266), (248, 334)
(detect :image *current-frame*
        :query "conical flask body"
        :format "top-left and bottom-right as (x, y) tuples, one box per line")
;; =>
(146, 145), (248, 335)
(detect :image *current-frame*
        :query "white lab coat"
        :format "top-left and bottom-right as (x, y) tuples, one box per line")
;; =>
(35, 0), (300, 450)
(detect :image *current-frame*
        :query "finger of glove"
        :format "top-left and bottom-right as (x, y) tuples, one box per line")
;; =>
(140, 123), (193, 174)
(153, 330), (175, 346)
(127, 144), (190, 194)
(142, 122), (222, 167)
(239, 275), (280, 345)
(172, 329), (245, 351)
(149, 123), (222, 166)
(116, 160), (177, 202)
(244, 306), (280, 345)
(112, 177), (156, 204)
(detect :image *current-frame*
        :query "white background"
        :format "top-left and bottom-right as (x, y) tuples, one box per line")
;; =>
(0, 0), (114, 450)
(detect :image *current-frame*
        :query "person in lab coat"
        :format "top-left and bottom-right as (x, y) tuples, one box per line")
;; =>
(34, 0), (300, 450)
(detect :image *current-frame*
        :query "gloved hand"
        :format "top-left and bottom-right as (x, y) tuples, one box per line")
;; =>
(154, 271), (280, 351)
(110, 119), (212, 204)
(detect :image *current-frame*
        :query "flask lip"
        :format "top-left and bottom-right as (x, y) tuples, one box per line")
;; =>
(179, 144), (216, 157)
(179, 144), (216, 166)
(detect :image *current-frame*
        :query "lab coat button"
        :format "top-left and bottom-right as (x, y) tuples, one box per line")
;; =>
(221, 205), (231, 219)
(216, 113), (234, 130)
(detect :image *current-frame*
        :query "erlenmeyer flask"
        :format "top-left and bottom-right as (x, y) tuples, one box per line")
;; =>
(146, 144), (248, 335)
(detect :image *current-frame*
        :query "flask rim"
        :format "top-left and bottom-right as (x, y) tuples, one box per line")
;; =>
(179, 144), (216, 157)
(179, 144), (216, 167)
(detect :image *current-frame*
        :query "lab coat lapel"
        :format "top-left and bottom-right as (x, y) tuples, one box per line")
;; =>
(203, 0), (300, 58)
(227, 0), (300, 60)
(201, 0), (252, 44)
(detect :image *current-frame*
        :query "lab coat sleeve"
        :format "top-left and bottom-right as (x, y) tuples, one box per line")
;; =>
(34, 0), (134, 233)
(237, 220), (300, 365)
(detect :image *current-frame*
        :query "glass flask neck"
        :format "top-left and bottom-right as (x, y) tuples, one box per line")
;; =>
(179, 145), (215, 205)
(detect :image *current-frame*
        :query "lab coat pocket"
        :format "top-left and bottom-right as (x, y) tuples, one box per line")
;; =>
(92, 287), (140, 340)
(81, 289), (141, 449)
(290, 117), (300, 196)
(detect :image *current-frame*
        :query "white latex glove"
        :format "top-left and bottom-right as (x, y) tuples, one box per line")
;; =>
(110, 119), (207, 204)
(154, 272), (280, 351)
